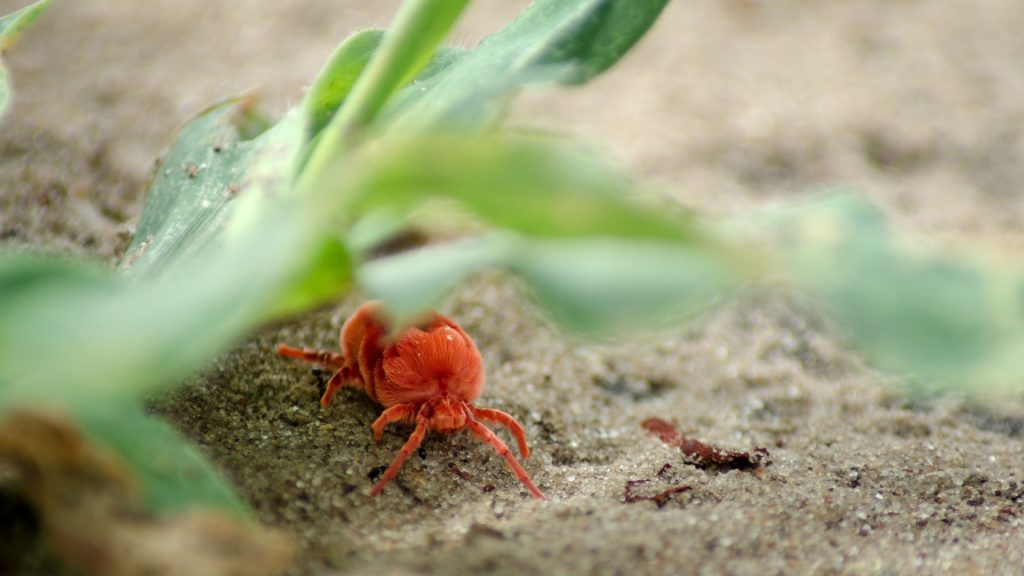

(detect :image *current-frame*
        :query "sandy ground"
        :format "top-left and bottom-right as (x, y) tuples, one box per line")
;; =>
(2, 0), (1024, 574)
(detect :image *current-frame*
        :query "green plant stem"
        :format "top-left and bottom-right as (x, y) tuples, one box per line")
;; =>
(297, 0), (470, 192)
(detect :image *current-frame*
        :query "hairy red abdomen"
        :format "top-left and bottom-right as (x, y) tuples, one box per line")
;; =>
(337, 302), (484, 407)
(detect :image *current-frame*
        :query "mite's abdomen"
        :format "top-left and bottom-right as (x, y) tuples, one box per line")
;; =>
(378, 324), (484, 406)
(338, 302), (485, 407)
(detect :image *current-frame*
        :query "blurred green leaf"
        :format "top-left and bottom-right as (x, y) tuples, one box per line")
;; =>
(0, 0), (51, 118)
(0, 0), (49, 50)
(360, 234), (742, 334)
(359, 235), (511, 318)
(750, 194), (1024, 389)
(0, 253), (113, 311)
(347, 133), (726, 329)
(0, 63), (7, 115)
(266, 236), (353, 318)
(380, 0), (669, 130)
(0, 111), (343, 516)
(79, 404), (248, 517)
(343, 135), (694, 242)
(224, 108), (306, 229)
(0, 190), (338, 406)
(509, 239), (740, 335)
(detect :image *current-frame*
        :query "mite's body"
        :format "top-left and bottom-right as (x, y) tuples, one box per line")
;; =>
(277, 301), (544, 499)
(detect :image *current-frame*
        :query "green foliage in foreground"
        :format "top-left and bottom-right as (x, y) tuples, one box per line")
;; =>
(1, 0), (1023, 519)
(0, 0), (49, 117)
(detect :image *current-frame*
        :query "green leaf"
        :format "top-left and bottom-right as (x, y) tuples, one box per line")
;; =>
(124, 98), (306, 276)
(297, 30), (466, 172)
(0, 253), (113, 308)
(0, 252), (269, 514)
(751, 194), (1024, 390)
(360, 233), (743, 334)
(343, 135), (695, 243)
(303, 30), (385, 144)
(123, 100), (259, 276)
(0, 186), (346, 405)
(265, 236), (353, 318)
(0, 0), (49, 50)
(78, 404), (249, 517)
(537, 0), (670, 84)
(359, 235), (511, 319)
(329, 0), (470, 132)
(0, 0), (51, 119)
(0, 257), (116, 376)
(298, 0), (471, 186)
(379, 0), (670, 130)
(0, 101), (339, 518)
(508, 239), (740, 335)
(125, 0), (674, 284)
(343, 133), (721, 329)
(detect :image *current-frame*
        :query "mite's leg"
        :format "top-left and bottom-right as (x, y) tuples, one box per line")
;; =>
(277, 344), (358, 407)
(370, 414), (430, 497)
(276, 344), (344, 367)
(466, 421), (544, 499)
(319, 369), (346, 407)
(470, 407), (530, 458)
(371, 404), (417, 441)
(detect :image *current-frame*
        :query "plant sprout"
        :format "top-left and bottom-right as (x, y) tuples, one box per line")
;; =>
(1, 0), (1022, 536)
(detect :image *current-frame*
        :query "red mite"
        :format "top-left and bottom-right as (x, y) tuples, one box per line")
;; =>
(277, 301), (545, 499)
